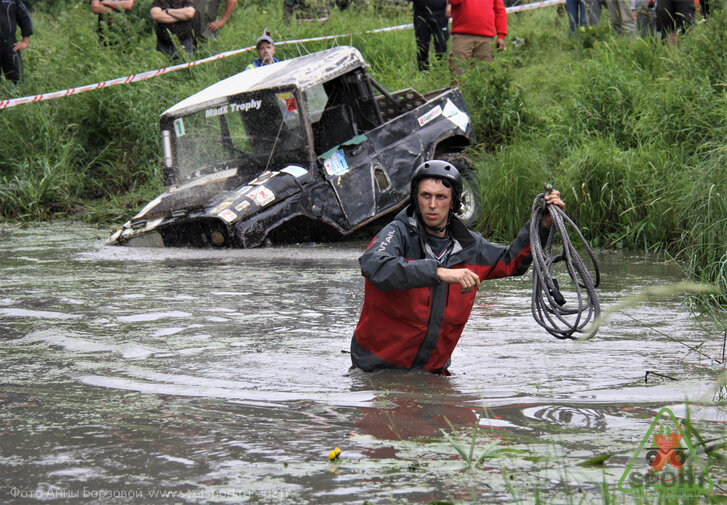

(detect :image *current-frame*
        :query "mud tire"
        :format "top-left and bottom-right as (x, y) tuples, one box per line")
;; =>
(439, 153), (481, 228)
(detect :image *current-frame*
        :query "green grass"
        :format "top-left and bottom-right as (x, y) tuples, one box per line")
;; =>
(1, 0), (725, 312)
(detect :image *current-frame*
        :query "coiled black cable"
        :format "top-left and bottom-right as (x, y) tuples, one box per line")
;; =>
(530, 185), (600, 340)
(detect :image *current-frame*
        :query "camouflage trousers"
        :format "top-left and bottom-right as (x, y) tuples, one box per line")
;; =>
(283, 0), (330, 21)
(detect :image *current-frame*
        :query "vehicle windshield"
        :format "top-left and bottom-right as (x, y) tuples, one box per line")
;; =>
(172, 88), (308, 182)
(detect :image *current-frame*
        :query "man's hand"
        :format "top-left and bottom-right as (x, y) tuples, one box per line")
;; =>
(496, 38), (505, 51)
(437, 267), (481, 294)
(208, 18), (225, 31)
(13, 37), (29, 52)
(541, 189), (565, 228)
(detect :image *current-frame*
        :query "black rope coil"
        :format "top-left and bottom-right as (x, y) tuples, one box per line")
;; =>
(530, 184), (601, 340)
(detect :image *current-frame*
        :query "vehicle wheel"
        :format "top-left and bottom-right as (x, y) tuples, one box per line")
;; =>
(439, 153), (481, 228)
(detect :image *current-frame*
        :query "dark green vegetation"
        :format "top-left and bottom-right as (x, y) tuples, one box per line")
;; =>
(0, 0), (725, 305)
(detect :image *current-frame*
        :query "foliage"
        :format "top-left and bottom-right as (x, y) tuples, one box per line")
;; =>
(440, 406), (512, 470)
(459, 61), (529, 147)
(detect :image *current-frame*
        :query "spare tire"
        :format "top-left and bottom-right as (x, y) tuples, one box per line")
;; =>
(439, 153), (481, 228)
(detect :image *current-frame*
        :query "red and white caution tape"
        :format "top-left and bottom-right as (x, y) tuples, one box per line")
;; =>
(0, 0), (564, 110)
(507, 0), (565, 13)
(0, 45), (256, 109)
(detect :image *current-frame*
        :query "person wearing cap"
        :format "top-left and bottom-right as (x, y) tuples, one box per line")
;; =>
(246, 30), (279, 70)
(150, 0), (196, 58)
(350, 160), (565, 374)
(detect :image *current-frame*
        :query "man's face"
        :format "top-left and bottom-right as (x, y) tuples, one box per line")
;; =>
(256, 41), (275, 64)
(417, 178), (453, 230)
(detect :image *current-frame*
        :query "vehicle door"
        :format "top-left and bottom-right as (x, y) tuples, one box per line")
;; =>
(366, 111), (424, 214)
(319, 135), (382, 229)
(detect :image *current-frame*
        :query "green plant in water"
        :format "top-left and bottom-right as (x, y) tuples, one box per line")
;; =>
(440, 406), (507, 471)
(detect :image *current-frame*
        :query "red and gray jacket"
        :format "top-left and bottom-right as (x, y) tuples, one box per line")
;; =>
(350, 206), (544, 373)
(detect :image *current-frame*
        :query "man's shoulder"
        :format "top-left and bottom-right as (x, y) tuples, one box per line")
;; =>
(364, 215), (412, 249)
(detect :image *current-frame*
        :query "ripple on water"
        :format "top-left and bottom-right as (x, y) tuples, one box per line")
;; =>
(78, 374), (375, 408)
(0, 308), (83, 320)
(116, 311), (192, 323)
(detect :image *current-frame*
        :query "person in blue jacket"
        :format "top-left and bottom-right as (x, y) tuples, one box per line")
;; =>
(0, 0), (32, 83)
(246, 30), (279, 70)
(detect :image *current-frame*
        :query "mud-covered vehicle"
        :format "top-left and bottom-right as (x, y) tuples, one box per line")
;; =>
(107, 46), (477, 248)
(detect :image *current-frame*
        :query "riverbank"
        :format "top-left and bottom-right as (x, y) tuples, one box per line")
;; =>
(0, 1), (725, 303)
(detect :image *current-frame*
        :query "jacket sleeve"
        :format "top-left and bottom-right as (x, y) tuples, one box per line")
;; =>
(474, 220), (542, 280)
(17, 0), (33, 38)
(359, 222), (440, 291)
(494, 0), (507, 38)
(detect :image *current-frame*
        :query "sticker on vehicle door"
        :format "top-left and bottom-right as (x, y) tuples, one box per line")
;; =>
(323, 150), (349, 176)
(442, 99), (470, 132)
(417, 105), (442, 127)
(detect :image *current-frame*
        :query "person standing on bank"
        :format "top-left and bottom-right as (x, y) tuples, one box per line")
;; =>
(604, 0), (637, 35)
(656, 0), (694, 45)
(350, 160), (565, 374)
(246, 30), (278, 69)
(0, 0), (32, 84)
(191, 0), (236, 43)
(150, 0), (196, 57)
(448, 0), (507, 76)
(411, 0), (449, 72)
(90, 0), (134, 44)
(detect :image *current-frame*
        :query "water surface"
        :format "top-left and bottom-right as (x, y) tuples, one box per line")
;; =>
(1, 223), (724, 504)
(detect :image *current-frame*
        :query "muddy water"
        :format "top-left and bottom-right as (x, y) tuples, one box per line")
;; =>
(1, 223), (725, 504)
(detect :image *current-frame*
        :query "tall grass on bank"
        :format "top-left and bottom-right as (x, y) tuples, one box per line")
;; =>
(0, 1), (725, 306)
(454, 8), (727, 307)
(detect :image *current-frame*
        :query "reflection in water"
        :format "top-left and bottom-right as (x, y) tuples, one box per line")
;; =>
(0, 223), (725, 503)
(350, 370), (478, 440)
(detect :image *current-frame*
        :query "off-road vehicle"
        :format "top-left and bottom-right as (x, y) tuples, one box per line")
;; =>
(107, 46), (478, 248)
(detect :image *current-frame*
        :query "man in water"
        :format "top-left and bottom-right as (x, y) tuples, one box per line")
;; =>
(350, 159), (564, 374)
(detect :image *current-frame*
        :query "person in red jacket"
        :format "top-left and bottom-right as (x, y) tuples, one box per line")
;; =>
(448, 0), (507, 76)
(350, 160), (564, 374)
